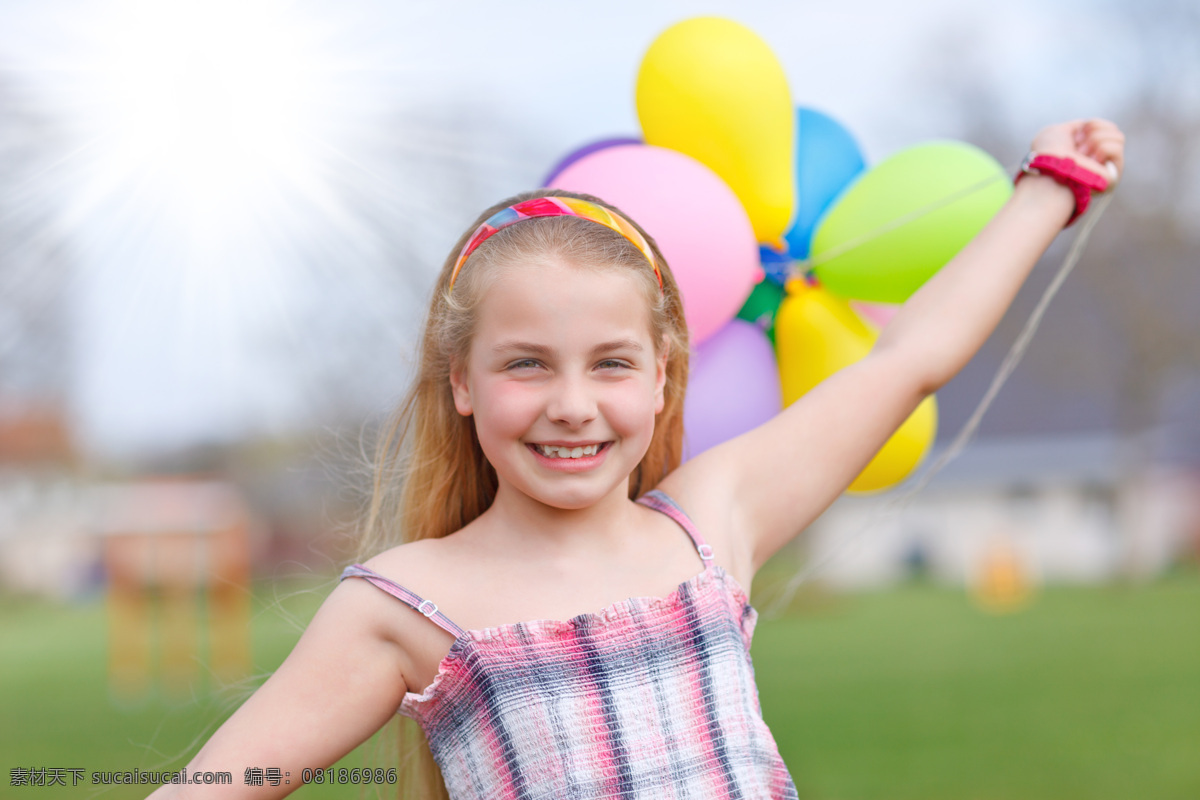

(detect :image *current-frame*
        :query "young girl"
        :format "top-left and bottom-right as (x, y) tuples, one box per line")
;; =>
(150, 119), (1124, 800)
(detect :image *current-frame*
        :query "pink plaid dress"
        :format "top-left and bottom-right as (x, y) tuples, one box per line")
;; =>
(341, 489), (798, 799)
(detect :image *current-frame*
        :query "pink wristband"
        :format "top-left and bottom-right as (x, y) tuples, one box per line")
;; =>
(1014, 153), (1109, 227)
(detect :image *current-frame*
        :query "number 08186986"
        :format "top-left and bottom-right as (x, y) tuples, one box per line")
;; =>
(301, 768), (397, 785)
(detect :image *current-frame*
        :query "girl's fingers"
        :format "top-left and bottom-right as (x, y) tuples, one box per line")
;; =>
(1090, 128), (1123, 143)
(1092, 136), (1124, 161)
(1082, 122), (1122, 148)
(1032, 118), (1125, 182)
(1081, 120), (1125, 180)
(1082, 117), (1120, 135)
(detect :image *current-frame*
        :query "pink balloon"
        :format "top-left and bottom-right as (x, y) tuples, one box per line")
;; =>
(683, 319), (781, 460)
(549, 144), (759, 345)
(849, 300), (900, 329)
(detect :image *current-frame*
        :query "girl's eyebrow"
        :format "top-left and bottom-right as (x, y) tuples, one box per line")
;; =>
(596, 338), (645, 353)
(492, 341), (553, 356)
(492, 338), (645, 356)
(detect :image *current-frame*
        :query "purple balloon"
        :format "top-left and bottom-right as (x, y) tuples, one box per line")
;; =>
(542, 137), (642, 186)
(683, 319), (782, 460)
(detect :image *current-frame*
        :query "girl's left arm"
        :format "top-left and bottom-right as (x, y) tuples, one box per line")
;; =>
(668, 119), (1125, 576)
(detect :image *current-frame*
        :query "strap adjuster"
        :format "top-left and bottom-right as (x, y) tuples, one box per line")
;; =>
(416, 599), (439, 617)
(697, 544), (715, 561)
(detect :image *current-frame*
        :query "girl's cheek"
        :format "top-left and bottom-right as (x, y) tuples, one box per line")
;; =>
(485, 380), (544, 422)
(490, 379), (542, 402)
(602, 382), (660, 428)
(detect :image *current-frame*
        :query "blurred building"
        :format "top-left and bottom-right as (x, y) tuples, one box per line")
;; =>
(0, 401), (94, 598)
(805, 432), (1200, 589)
(0, 403), (269, 600)
(0, 399), (364, 603)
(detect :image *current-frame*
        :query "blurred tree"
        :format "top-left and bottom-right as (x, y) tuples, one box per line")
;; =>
(0, 75), (72, 407)
(910, 0), (1200, 442)
(904, 0), (1200, 576)
(1066, 0), (1200, 575)
(1075, 0), (1200, 438)
(276, 101), (534, 431)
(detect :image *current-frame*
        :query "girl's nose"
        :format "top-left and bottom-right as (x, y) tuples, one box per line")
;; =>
(546, 373), (598, 427)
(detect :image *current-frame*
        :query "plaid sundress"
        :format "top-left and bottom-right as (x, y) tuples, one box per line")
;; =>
(341, 489), (798, 799)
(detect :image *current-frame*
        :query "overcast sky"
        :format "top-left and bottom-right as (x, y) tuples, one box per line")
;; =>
(0, 0), (1143, 461)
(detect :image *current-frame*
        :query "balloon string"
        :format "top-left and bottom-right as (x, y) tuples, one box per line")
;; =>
(762, 188), (1115, 618)
(787, 170), (1012, 279)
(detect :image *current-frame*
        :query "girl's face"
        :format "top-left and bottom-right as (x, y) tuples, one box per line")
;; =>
(450, 258), (667, 511)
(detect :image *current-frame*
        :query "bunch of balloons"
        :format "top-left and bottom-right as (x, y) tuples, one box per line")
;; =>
(546, 17), (1011, 493)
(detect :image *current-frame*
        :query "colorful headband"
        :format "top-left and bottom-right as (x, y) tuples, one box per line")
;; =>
(449, 196), (663, 292)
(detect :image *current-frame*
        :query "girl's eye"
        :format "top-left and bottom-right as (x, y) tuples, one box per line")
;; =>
(507, 359), (540, 370)
(597, 359), (630, 370)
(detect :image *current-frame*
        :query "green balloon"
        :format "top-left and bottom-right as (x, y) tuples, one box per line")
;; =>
(736, 279), (785, 344)
(810, 141), (1012, 303)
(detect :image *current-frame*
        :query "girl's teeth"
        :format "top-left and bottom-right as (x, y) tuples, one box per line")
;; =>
(537, 443), (600, 458)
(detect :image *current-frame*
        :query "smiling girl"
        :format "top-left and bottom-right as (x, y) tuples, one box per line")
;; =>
(150, 119), (1124, 800)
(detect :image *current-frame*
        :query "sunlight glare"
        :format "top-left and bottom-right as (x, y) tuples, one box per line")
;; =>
(10, 0), (477, 453)
(98, 0), (324, 219)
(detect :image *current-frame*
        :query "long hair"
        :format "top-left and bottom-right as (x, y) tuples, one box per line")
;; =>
(356, 188), (690, 798)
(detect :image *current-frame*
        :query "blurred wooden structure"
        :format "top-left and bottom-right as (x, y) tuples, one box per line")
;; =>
(95, 479), (252, 701)
(0, 403), (259, 699)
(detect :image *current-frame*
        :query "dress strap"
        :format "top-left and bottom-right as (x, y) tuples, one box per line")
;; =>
(636, 489), (715, 567)
(340, 564), (465, 639)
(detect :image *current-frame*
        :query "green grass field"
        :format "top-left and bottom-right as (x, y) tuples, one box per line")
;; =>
(3, 565), (1198, 800)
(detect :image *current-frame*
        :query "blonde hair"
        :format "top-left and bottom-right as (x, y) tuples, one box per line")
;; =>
(356, 188), (690, 798)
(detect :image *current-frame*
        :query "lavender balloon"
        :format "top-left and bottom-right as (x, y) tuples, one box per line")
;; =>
(683, 319), (782, 460)
(542, 137), (642, 186)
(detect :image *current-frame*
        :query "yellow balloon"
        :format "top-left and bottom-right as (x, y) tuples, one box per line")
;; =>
(636, 17), (795, 245)
(775, 281), (937, 493)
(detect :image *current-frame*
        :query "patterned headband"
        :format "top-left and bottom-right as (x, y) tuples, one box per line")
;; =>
(449, 196), (663, 292)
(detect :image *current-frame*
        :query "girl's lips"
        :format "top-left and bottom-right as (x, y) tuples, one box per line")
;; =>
(526, 441), (611, 472)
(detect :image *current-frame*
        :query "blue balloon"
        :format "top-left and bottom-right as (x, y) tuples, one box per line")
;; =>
(783, 108), (866, 260)
(758, 244), (791, 285)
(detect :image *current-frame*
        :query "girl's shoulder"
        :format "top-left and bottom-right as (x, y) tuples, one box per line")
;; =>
(351, 529), (504, 631)
(358, 535), (464, 606)
(651, 468), (754, 588)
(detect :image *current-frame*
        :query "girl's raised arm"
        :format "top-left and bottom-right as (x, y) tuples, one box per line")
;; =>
(671, 119), (1125, 575)
(145, 579), (413, 800)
